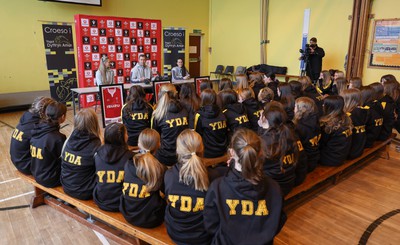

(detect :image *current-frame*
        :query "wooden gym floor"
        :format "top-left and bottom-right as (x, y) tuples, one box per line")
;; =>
(1, 108), (399, 245)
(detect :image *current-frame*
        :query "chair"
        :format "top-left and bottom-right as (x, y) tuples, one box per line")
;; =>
(235, 66), (247, 76)
(210, 65), (224, 79)
(221, 66), (234, 79)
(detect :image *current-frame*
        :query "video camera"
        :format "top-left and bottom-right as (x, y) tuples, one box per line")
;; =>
(299, 43), (317, 55)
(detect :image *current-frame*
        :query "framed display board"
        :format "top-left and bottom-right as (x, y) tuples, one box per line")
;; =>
(99, 84), (124, 127)
(153, 80), (171, 103)
(369, 18), (400, 69)
(194, 76), (210, 95)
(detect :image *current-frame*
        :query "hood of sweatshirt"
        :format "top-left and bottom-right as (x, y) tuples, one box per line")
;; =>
(298, 112), (319, 129)
(242, 98), (260, 110)
(19, 112), (41, 126)
(31, 121), (60, 138)
(96, 144), (133, 164)
(226, 168), (268, 200)
(226, 102), (246, 114)
(198, 104), (220, 118)
(67, 130), (100, 152)
(167, 100), (183, 114)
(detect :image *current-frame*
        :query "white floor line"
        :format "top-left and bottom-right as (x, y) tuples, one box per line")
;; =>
(0, 178), (20, 185)
(0, 191), (34, 203)
(93, 230), (110, 245)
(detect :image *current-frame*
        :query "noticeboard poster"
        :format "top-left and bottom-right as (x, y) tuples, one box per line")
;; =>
(99, 84), (124, 127)
(369, 19), (400, 69)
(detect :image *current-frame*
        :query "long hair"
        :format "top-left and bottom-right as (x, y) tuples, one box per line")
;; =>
(257, 87), (274, 105)
(238, 87), (255, 101)
(320, 70), (332, 88)
(349, 77), (362, 89)
(135, 128), (165, 192)
(44, 101), (67, 124)
(360, 86), (374, 106)
(99, 55), (110, 85)
(261, 103), (298, 171)
(370, 82), (384, 100)
(153, 84), (177, 121)
(298, 76), (313, 91)
(177, 129), (208, 192)
(249, 72), (263, 85)
(201, 88), (217, 107)
(104, 123), (128, 149)
(123, 85), (146, 115)
(320, 95), (353, 134)
(236, 74), (249, 91)
(342, 88), (361, 113)
(289, 80), (302, 99)
(179, 83), (200, 112)
(293, 97), (317, 125)
(380, 74), (397, 84)
(29, 97), (54, 119)
(200, 80), (213, 92)
(335, 77), (348, 96)
(383, 80), (399, 102)
(231, 128), (264, 185)
(219, 78), (233, 91)
(73, 108), (101, 139)
(278, 83), (295, 111)
(219, 89), (238, 109)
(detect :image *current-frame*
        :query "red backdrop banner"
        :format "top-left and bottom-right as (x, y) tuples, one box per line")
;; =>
(74, 14), (162, 107)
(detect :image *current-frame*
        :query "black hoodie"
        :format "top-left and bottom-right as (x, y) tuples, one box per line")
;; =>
(378, 95), (396, 141)
(241, 98), (262, 132)
(295, 112), (321, 172)
(319, 126), (352, 166)
(364, 100), (383, 148)
(120, 159), (166, 228)
(122, 100), (153, 146)
(60, 130), (101, 200)
(204, 169), (286, 245)
(223, 102), (251, 138)
(194, 105), (228, 158)
(303, 85), (324, 117)
(152, 100), (189, 166)
(10, 111), (41, 175)
(93, 144), (134, 212)
(252, 81), (266, 100)
(30, 121), (66, 188)
(347, 107), (368, 159)
(164, 164), (211, 245)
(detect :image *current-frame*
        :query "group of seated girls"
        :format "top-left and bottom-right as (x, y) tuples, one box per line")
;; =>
(10, 71), (399, 244)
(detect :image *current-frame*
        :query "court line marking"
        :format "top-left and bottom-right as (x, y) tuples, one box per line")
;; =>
(0, 204), (30, 211)
(93, 230), (110, 245)
(0, 178), (20, 185)
(0, 191), (34, 203)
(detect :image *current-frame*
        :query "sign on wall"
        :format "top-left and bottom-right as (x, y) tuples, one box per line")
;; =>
(74, 14), (162, 107)
(369, 18), (400, 69)
(42, 23), (77, 104)
(163, 28), (185, 76)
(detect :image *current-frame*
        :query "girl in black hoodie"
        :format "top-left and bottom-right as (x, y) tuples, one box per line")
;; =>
(93, 123), (134, 212)
(194, 88), (228, 158)
(122, 85), (153, 147)
(120, 128), (166, 228)
(61, 109), (102, 200)
(378, 81), (397, 141)
(152, 84), (189, 166)
(361, 86), (383, 148)
(298, 76), (324, 116)
(277, 83), (296, 122)
(219, 89), (251, 139)
(239, 88), (262, 132)
(179, 83), (201, 128)
(10, 96), (53, 175)
(164, 129), (211, 245)
(319, 96), (353, 166)
(294, 97), (321, 172)
(30, 101), (67, 188)
(204, 128), (286, 245)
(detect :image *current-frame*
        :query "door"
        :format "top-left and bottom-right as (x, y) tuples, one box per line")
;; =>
(189, 35), (201, 77)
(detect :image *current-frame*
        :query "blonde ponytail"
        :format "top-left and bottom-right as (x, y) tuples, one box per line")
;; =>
(177, 129), (209, 191)
(153, 84), (177, 121)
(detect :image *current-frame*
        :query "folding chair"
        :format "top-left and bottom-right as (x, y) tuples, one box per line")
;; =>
(210, 65), (224, 79)
(221, 66), (234, 79)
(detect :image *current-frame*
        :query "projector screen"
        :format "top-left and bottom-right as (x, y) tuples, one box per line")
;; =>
(40, 0), (102, 6)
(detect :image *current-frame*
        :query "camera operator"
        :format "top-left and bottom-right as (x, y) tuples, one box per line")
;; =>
(299, 37), (325, 84)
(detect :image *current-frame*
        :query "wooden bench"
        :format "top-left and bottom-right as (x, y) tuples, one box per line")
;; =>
(16, 171), (174, 245)
(284, 133), (396, 206)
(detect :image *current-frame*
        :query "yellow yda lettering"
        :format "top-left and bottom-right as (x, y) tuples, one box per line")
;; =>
(253, 110), (262, 118)
(165, 117), (189, 128)
(168, 195), (179, 208)
(296, 140), (304, 151)
(168, 195), (204, 212)
(30, 145), (43, 160)
(180, 196), (192, 212)
(123, 182), (150, 198)
(226, 199), (269, 216)
(235, 115), (249, 124)
(64, 151), (82, 166)
(282, 153), (295, 165)
(342, 128), (352, 137)
(130, 112), (148, 120)
(12, 129), (24, 142)
(97, 170), (124, 183)
(375, 118), (383, 126)
(354, 125), (366, 134)
(309, 134), (321, 147)
(209, 120), (227, 130)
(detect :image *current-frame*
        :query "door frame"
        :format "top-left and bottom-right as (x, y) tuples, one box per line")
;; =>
(189, 33), (204, 76)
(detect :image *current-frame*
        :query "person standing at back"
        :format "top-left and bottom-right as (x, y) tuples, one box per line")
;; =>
(301, 37), (325, 84)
